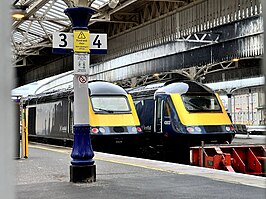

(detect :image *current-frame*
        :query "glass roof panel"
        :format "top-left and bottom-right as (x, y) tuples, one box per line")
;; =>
(11, 0), (111, 64)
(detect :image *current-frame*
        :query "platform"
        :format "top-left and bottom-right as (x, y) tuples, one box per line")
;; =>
(16, 143), (265, 199)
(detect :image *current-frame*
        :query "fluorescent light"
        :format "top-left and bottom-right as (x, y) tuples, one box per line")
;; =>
(232, 58), (239, 62)
(12, 10), (26, 19)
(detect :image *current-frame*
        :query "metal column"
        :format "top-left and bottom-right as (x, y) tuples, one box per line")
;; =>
(64, 6), (96, 183)
(0, 0), (15, 198)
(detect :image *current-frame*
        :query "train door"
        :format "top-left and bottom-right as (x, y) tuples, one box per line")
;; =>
(154, 96), (164, 133)
(69, 97), (74, 138)
(162, 99), (171, 133)
(28, 107), (36, 135)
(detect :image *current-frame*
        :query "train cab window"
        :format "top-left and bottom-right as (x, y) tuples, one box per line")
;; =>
(164, 101), (171, 118)
(91, 96), (131, 113)
(181, 94), (222, 112)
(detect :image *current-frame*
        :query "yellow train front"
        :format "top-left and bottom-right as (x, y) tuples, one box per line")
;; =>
(87, 81), (143, 151)
(22, 81), (142, 152)
(130, 80), (236, 162)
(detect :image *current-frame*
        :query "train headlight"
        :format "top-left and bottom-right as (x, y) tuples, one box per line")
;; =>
(187, 126), (201, 133)
(225, 126), (230, 131)
(225, 125), (234, 132)
(99, 127), (106, 133)
(137, 127), (142, 133)
(91, 127), (99, 134)
(194, 127), (202, 132)
(131, 126), (142, 133)
(186, 127), (195, 133)
(132, 127), (137, 132)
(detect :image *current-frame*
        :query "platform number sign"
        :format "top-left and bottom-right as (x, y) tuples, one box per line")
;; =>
(52, 32), (107, 54)
(58, 33), (68, 48)
(93, 35), (101, 48)
(90, 34), (107, 53)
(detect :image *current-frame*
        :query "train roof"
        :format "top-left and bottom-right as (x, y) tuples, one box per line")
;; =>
(24, 81), (127, 105)
(155, 81), (213, 94)
(88, 81), (127, 96)
(128, 79), (214, 99)
(24, 88), (73, 104)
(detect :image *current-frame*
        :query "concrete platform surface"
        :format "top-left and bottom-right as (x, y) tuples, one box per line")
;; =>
(16, 143), (266, 199)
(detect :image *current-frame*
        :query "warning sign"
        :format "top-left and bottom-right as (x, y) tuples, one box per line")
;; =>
(73, 30), (90, 53)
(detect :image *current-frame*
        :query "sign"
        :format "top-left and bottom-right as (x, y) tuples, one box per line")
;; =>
(52, 32), (73, 54)
(90, 34), (107, 54)
(74, 30), (90, 53)
(74, 53), (89, 75)
(52, 32), (107, 54)
(78, 75), (88, 84)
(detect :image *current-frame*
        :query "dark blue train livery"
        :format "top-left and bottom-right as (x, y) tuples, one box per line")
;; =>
(128, 80), (236, 162)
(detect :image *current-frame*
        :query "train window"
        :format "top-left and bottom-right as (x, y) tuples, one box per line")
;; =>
(181, 94), (222, 112)
(91, 96), (131, 113)
(164, 101), (171, 117)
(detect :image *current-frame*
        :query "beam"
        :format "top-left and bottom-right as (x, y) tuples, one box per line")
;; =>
(12, 0), (51, 30)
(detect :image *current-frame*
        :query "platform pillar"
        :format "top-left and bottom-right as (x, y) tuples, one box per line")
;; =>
(64, 6), (96, 183)
(227, 93), (232, 121)
(14, 98), (21, 159)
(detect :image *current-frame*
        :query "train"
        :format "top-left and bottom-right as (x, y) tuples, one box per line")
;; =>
(22, 81), (143, 152)
(128, 79), (236, 163)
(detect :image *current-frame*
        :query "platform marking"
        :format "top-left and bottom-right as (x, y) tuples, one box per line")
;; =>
(94, 157), (184, 174)
(29, 144), (184, 174)
(30, 144), (71, 154)
(29, 144), (266, 188)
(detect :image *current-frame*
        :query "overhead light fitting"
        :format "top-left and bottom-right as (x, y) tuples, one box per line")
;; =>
(12, 8), (26, 20)
(109, 0), (119, 9)
(12, 0), (27, 20)
(232, 58), (239, 62)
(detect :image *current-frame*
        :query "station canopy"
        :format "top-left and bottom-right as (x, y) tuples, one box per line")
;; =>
(11, 0), (118, 66)
(12, 0), (195, 68)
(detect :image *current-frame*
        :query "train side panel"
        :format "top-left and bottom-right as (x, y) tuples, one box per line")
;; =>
(27, 99), (70, 139)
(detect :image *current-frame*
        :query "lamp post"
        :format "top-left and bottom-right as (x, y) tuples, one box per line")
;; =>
(64, 6), (96, 183)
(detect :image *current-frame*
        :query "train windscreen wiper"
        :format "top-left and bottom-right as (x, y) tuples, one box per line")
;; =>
(94, 107), (114, 113)
(183, 100), (206, 111)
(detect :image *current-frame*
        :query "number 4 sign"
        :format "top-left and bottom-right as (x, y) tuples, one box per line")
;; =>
(90, 34), (107, 54)
(52, 32), (107, 54)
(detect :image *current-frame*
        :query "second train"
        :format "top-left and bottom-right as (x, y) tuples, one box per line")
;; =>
(128, 79), (236, 163)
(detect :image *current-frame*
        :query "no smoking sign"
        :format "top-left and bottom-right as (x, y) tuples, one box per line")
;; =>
(78, 75), (88, 84)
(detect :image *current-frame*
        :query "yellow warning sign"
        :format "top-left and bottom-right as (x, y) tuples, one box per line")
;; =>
(73, 30), (90, 53)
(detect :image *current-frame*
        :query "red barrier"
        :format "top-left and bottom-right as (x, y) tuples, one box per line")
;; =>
(191, 145), (266, 176)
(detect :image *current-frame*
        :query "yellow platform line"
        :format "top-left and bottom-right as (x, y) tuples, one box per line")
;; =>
(29, 144), (182, 174)
(29, 143), (266, 188)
